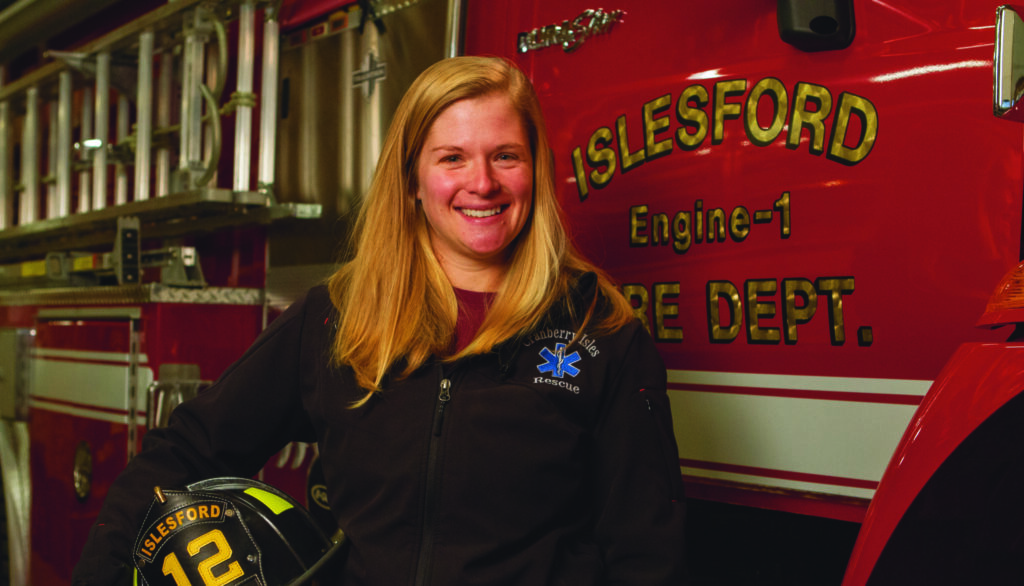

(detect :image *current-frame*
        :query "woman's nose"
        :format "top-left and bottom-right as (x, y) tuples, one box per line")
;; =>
(467, 161), (500, 195)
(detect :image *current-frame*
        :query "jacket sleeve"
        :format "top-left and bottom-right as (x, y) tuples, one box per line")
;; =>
(591, 321), (687, 585)
(70, 287), (329, 585)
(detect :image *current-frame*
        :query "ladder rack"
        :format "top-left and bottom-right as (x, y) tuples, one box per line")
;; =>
(0, 0), (302, 264)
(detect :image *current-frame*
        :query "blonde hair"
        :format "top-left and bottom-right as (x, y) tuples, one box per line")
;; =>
(328, 56), (633, 396)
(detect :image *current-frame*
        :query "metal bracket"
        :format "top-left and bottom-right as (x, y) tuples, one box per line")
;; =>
(777, 0), (855, 52)
(146, 363), (211, 429)
(0, 328), (34, 421)
(358, 0), (388, 34)
(114, 216), (141, 285)
(143, 246), (207, 288)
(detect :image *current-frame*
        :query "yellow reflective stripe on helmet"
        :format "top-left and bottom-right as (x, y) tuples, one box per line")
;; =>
(244, 487), (294, 515)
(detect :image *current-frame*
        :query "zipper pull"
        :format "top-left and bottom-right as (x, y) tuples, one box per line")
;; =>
(433, 378), (452, 436)
(439, 378), (451, 404)
(639, 388), (652, 411)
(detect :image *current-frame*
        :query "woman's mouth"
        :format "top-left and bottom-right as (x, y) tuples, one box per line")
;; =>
(460, 205), (508, 218)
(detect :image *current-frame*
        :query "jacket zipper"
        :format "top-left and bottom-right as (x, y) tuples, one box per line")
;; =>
(432, 377), (452, 436)
(415, 367), (452, 586)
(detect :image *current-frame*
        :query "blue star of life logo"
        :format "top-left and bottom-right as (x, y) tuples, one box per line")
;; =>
(537, 343), (581, 378)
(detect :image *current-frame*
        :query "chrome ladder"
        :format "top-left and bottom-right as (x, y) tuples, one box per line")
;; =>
(0, 0), (282, 232)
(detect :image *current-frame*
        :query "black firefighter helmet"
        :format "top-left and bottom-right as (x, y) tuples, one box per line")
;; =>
(132, 477), (345, 586)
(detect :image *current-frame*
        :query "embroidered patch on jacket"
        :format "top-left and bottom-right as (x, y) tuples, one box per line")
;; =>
(523, 328), (601, 358)
(537, 343), (581, 378)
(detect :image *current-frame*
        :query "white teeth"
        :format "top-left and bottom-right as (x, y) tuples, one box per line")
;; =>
(461, 207), (502, 218)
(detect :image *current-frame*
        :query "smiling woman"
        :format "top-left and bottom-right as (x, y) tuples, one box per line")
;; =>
(73, 56), (687, 586)
(415, 92), (534, 291)
(326, 56), (641, 393)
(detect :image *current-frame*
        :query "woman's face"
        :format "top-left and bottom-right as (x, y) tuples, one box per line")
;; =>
(415, 92), (534, 290)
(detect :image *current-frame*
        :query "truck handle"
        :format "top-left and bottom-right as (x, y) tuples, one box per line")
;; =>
(994, 5), (1024, 120)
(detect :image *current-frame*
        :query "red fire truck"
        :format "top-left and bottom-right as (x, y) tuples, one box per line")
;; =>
(467, 2), (1024, 583)
(0, 0), (1023, 583)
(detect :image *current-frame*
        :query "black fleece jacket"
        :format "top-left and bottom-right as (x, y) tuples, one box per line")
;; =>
(72, 278), (686, 585)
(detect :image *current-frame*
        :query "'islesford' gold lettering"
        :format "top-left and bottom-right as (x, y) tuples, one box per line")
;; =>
(571, 77), (877, 200)
(137, 503), (224, 559)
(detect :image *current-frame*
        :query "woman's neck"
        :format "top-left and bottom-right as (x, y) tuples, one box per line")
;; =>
(453, 287), (495, 353)
(440, 259), (505, 292)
